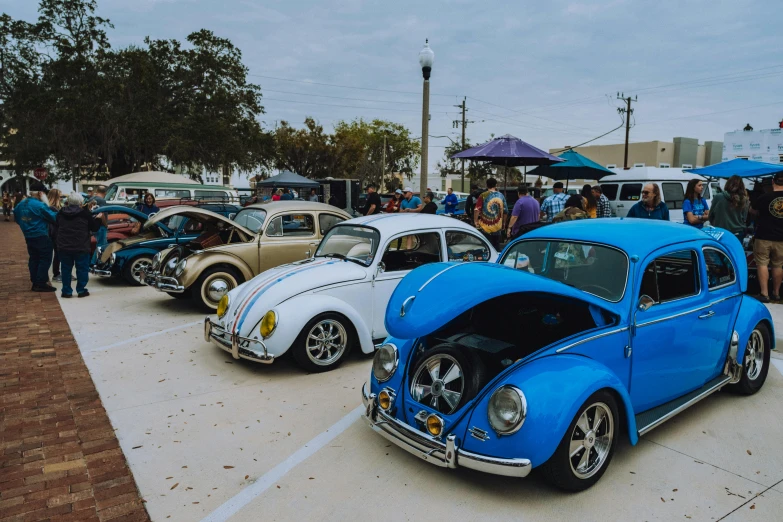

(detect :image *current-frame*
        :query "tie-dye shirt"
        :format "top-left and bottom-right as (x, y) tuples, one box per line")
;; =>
(475, 189), (507, 234)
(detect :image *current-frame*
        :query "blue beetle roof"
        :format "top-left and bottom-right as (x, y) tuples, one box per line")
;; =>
(385, 262), (620, 340)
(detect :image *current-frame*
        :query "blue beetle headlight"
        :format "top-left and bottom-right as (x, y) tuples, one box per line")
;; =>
(488, 386), (527, 436)
(372, 344), (398, 383)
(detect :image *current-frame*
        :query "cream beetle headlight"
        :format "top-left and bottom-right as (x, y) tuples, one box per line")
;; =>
(217, 295), (229, 319)
(372, 343), (398, 383)
(487, 386), (527, 436)
(152, 252), (162, 270)
(259, 310), (277, 339)
(174, 258), (187, 276)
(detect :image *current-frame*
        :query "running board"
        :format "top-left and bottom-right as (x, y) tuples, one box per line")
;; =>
(636, 375), (732, 436)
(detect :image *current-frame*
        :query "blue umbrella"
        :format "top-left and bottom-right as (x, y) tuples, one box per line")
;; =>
(685, 158), (783, 179)
(526, 149), (614, 182)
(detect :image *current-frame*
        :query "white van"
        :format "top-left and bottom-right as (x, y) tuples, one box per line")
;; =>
(599, 167), (722, 223)
(105, 181), (239, 206)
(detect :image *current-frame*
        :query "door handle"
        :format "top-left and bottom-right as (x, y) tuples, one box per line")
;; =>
(698, 310), (715, 319)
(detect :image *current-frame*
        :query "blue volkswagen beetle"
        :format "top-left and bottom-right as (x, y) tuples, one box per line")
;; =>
(362, 219), (773, 491)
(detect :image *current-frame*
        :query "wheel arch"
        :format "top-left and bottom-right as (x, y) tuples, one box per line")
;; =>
(732, 295), (775, 365)
(180, 254), (253, 289)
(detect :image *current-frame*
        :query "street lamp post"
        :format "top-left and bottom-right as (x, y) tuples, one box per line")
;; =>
(419, 39), (434, 195)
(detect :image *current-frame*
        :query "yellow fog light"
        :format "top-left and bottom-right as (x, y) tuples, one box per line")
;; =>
(426, 414), (444, 437)
(260, 310), (277, 339)
(217, 295), (229, 319)
(378, 390), (392, 411)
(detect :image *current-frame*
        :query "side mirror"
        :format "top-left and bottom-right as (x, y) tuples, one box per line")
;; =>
(637, 294), (655, 312)
(376, 261), (386, 276)
(228, 213), (236, 220)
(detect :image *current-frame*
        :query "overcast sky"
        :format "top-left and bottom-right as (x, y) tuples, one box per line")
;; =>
(3, 0), (782, 173)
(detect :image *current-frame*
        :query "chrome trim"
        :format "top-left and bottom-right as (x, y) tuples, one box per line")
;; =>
(703, 246), (737, 291)
(89, 266), (113, 277)
(637, 375), (732, 436)
(378, 388), (396, 412)
(698, 311), (715, 319)
(372, 343), (399, 383)
(487, 386), (527, 436)
(418, 263), (463, 291)
(400, 296), (415, 317)
(725, 330), (742, 384)
(362, 383), (531, 478)
(141, 269), (185, 293)
(555, 326), (629, 353)
(636, 303), (711, 328)
(469, 427), (490, 442)
(204, 317), (274, 364)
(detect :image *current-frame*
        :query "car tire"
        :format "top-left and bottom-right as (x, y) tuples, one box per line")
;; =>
(408, 343), (487, 414)
(192, 267), (242, 312)
(731, 323), (771, 395)
(122, 255), (154, 286)
(541, 390), (619, 492)
(291, 313), (355, 373)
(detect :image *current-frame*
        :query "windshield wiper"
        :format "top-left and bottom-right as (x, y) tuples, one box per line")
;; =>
(319, 252), (366, 266)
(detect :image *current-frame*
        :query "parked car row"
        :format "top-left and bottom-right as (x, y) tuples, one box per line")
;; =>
(89, 202), (773, 492)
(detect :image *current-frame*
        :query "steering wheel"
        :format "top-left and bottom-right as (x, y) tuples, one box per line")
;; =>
(580, 284), (613, 298)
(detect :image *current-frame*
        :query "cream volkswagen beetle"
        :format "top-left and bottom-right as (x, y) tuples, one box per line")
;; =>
(204, 214), (498, 372)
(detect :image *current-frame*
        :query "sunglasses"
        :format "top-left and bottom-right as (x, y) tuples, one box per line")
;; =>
(641, 191), (651, 195)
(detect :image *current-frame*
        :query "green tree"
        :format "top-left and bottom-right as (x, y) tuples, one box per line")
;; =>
(272, 117), (334, 179)
(437, 139), (494, 181)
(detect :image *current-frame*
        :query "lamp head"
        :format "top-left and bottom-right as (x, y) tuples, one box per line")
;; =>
(419, 39), (434, 80)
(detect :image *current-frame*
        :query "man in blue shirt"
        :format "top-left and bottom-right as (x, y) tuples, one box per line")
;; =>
(540, 182), (569, 223)
(400, 187), (422, 212)
(15, 182), (58, 292)
(442, 187), (459, 214)
(626, 183), (670, 221)
(280, 188), (294, 201)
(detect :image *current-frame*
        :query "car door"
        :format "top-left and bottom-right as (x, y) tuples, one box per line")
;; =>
(371, 230), (443, 339)
(631, 247), (709, 412)
(258, 212), (317, 272)
(615, 183), (643, 217)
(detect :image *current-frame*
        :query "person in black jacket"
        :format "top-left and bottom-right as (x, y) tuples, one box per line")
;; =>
(465, 184), (481, 224)
(55, 192), (105, 298)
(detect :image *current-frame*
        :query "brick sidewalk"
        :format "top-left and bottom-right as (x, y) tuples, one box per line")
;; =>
(0, 221), (150, 522)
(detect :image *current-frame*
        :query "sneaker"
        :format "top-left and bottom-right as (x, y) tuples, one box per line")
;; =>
(758, 294), (770, 303)
(61, 293), (73, 298)
(52, 275), (62, 282)
(32, 284), (56, 293)
(77, 290), (90, 298)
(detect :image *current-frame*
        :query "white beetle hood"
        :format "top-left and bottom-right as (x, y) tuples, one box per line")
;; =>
(223, 257), (368, 336)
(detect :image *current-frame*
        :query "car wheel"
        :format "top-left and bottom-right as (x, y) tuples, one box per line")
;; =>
(542, 390), (618, 492)
(292, 313), (354, 373)
(192, 267), (241, 312)
(123, 255), (154, 286)
(408, 343), (487, 415)
(731, 323), (771, 395)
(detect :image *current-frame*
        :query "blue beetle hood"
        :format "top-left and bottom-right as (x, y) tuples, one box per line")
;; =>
(385, 262), (619, 340)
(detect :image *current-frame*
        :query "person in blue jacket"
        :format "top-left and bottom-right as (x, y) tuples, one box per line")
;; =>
(626, 183), (670, 221)
(136, 193), (160, 216)
(14, 182), (58, 292)
(442, 187), (459, 214)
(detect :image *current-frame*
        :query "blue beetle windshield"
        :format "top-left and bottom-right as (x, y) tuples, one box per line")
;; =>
(501, 240), (628, 302)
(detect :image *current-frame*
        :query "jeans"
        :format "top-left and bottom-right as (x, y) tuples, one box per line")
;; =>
(25, 236), (53, 285)
(59, 251), (90, 296)
(52, 246), (61, 277)
(91, 226), (108, 264)
(482, 231), (502, 251)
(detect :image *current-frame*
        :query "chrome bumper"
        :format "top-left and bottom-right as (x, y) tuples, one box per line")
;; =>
(203, 317), (274, 364)
(89, 253), (115, 277)
(361, 383), (531, 478)
(140, 269), (185, 293)
(89, 266), (112, 277)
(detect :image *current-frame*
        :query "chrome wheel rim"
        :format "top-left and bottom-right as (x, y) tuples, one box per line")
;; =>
(745, 329), (765, 381)
(569, 402), (614, 480)
(201, 273), (237, 309)
(130, 258), (153, 284)
(410, 354), (464, 414)
(306, 319), (348, 366)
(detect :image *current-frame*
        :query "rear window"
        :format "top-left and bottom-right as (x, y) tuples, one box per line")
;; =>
(662, 182), (685, 209)
(619, 183), (642, 201)
(155, 189), (191, 199)
(194, 190), (228, 201)
(601, 184), (619, 200)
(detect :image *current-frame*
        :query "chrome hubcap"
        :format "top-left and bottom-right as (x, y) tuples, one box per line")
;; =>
(131, 258), (152, 283)
(410, 354), (464, 414)
(745, 329), (764, 381)
(569, 402), (614, 480)
(306, 320), (347, 366)
(207, 279), (230, 302)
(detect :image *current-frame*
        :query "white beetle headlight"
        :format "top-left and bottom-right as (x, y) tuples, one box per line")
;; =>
(174, 258), (187, 277)
(487, 386), (526, 435)
(372, 344), (398, 383)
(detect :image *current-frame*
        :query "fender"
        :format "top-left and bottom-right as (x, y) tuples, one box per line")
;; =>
(732, 295), (775, 365)
(180, 252), (254, 289)
(115, 247), (161, 270)
(260, 294), (375, 358)
(461, 354), (638, 468)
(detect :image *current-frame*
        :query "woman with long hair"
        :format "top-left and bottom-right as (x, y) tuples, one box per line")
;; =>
(581, 184), (597, 218)
(48, 189), (63, 282)
(385, 189), (403, 213)
(683, 179), (710, 229)
(137, 193), (159, 216)
(553, 194), (589, 223)
(708, 175), (748, 239)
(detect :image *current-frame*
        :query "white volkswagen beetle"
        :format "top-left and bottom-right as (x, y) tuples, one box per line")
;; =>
(204, 214), (498, 372)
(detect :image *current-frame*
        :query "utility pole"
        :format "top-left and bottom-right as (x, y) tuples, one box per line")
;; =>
(617, 93), (637, 170)
(453, 97), (474, 192)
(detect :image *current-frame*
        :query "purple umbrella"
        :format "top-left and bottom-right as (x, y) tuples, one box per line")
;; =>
(451, 134), (564, 167)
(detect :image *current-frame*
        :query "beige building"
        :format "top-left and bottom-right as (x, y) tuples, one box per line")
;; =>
(551, 137), (723, 170)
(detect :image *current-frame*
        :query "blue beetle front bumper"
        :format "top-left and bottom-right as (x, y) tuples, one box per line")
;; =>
(362, 382), (531, 478)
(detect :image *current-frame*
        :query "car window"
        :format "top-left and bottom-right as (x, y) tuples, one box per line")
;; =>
(166, 215), (185, 231)
(600, 184), (618, 200)
(501, 240), (628, 302)
(703, 247), (736, 289)
(194, 190), (228, 201)
(619, 183), (642, 201)
(702, 182), (712, 199)
(266, 213), (315, 237)
(445, 231), (491, 262)
(318, 213), (345, 235)
(381, 232), (442, 272)
(234, 208), (267, 233)
(183, 219), (203, 233)
(662, 182), (685, 210)
(639, 250), (699, 303)
(155, 189), (191, 199)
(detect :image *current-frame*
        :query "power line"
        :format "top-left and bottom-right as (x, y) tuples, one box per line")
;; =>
(636, 100), (783, 125)
(248, 73), (458, 97)
(551, 123), (626, 153)
(262, 88), (455, 107)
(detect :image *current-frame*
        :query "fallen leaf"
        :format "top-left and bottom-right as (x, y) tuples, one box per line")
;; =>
(245, 475), (249, 480)
(182, 466), (188, 469)
(170, 483), (179, 490)
(132, 445), (143, 449)
(309, 477), (315, 480)
(747, 449), (752, 455)
(166, 477), (173, 480)
(750, 505), (755, 510)
(660, 497), (665, 502)
(158, 379), (165, 383)
(276, 485), (280, 489)
(224, 466), (234, 469)
(673, 489), (678, 492)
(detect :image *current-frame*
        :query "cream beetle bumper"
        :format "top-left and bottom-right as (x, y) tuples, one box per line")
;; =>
(139, 269), (185, 293)
(203, 317), (274, 364)
(361, 382), (532, 478)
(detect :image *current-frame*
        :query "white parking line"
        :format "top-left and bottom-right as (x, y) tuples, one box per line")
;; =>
(84, 320), (203, 354)
(201, 405), (364, 522)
